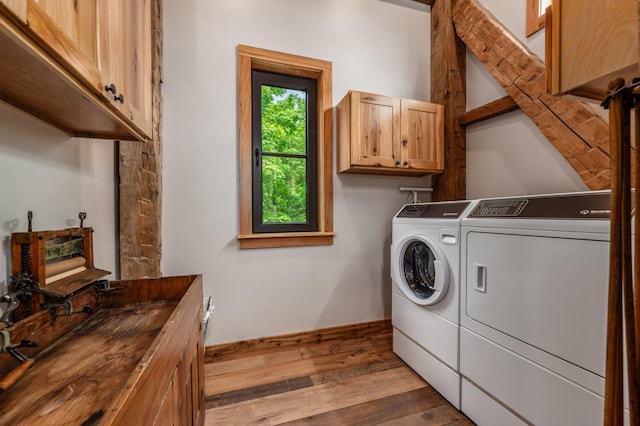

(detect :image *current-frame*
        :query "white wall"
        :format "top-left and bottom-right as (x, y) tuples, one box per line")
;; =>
(466, 0), (591, 198)
(0, 0), (604, 343)
(0, 102), (117, 302)
(162, 0), (432, 344)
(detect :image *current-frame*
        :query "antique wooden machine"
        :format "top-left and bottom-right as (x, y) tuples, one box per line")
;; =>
(0, 212), (205, 424)
(7, 212), (110, 322)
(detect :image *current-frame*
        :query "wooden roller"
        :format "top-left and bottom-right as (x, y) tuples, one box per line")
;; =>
(44, 266), (87, 285)
(45, 256), (86, 278)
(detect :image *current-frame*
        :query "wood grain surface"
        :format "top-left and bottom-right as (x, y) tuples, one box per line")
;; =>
(0, 274), (204, 425)
(204, 321), (472, 425)
(0, 303), (176, 424)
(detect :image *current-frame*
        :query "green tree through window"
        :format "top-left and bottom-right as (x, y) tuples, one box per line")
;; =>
(251, 71), (318, 233)
(261, 86), (308, 223)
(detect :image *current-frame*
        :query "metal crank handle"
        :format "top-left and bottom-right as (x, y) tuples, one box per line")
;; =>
(0, 358), (34, 394)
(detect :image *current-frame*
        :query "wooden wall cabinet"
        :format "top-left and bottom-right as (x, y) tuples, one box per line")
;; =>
(98, 0), (152, 137)
(336, 90), (444, 176)
(20, 0), (102, 93)
(546, 0), (639, 100)
(0, 0), (151, 140)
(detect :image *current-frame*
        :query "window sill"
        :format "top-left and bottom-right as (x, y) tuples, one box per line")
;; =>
(237, 232), (336, 249)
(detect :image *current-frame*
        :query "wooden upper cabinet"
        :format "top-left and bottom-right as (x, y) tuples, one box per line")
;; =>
(337, 90), (444, 176)
(546, 0), (639, 100)
(15, 0), (102, 93)
(0, 0), (151, 141)
(99, 0), (152, 138)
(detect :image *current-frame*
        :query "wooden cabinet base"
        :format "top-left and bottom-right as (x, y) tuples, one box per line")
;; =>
(0, 275), (205, 425)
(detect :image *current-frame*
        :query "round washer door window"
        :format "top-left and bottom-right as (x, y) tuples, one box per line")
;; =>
(396, 236), (449, 305)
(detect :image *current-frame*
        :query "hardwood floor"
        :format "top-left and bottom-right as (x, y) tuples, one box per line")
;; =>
(203, 321), (474, 425)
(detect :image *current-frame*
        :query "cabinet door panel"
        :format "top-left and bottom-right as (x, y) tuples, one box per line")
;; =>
(121, 0), (151, 134)
(25, 0), (101, 91)
(155, 374), (177, 426)
(0, 0), (27, 22)
(401, 99), (444, 171)
(99, 0), (151, 138)
(352, 92), (400, 168)
(548, 0), (638, 99)
(32, 0), (97, 60)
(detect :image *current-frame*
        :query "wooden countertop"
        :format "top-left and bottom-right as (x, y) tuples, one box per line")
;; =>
(0, 302), (177, 424)
(0, 274), (205, 425)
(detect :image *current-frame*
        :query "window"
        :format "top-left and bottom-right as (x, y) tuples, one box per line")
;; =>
(237, 45), (334, 249)
(252, 71), (318, 233)
(526, 0), (552, 36)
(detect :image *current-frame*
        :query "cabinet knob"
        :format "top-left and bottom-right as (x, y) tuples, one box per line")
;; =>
(114, 94), (125, 104)
(403, 161), (408, 166)
(395, 161), (400, 166)
(105, 84), (117, 94)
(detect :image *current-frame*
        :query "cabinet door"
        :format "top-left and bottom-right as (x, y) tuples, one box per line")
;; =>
(400, 99), (444, 171)
(351, 91), (401, 168)
(155, 372), (178, 426)
(23, 0), (101, 92)
(547, 0), (638, 99)
(183, 323), (204, 426)
(0, 0), (27, 22)
(99, 0), (152, 138)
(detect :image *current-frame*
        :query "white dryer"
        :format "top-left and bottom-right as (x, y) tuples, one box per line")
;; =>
(391, 200), (475, 409)
(458, 191), (629, 425)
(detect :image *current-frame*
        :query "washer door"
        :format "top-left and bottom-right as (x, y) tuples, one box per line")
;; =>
(392, 235), (450, 305)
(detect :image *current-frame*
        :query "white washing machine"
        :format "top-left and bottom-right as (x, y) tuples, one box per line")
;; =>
(458, 191), (629, 425)
(391, 200), (475, 409)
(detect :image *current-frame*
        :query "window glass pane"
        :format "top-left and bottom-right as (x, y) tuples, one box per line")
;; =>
(262, 156), (307, 224)
(538, 0), (551, 16)
(261, 85), (307, 155)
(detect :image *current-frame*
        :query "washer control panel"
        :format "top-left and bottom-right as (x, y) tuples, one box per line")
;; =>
(397, 201), (471, 219)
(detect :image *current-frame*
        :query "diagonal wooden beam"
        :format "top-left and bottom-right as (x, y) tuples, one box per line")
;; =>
(452, 0), (614, 190)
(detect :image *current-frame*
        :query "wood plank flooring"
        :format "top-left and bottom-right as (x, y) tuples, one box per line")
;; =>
(204, 321), (474, 425)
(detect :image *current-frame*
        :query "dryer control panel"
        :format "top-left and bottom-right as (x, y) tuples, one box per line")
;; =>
(471, 200), (528, 217)
(469, 192), (611, 219)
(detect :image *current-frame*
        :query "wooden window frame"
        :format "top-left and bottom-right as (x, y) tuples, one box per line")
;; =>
(237, 45), (334, 249)
(526, 0), (548, 37)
